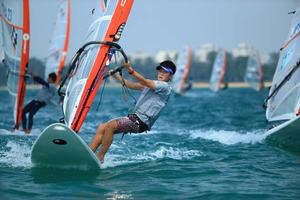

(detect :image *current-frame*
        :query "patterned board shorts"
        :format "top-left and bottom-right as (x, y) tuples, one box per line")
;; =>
(113, 114), (149, 134)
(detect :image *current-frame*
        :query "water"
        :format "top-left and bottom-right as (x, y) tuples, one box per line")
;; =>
(0, 88), (299, 199)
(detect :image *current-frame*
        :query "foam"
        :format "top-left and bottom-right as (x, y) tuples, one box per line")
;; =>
(189, 129), (267, 145)
(0, 141), (31, 168)
(0, 128), (41, 136)
(101, 146), (203, 169)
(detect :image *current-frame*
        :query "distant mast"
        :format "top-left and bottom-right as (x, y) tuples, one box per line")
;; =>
(210, 49), (227, 92)
(63, 0), (134, 132)
(45, 0), (70, 85)
(172, 46), (191, 94)
(244, 49), (264, 91)
(0, 0), (30, 129)
(265, 7), (300, 122)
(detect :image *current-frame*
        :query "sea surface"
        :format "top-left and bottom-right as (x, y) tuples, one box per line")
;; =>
(0, 88), (299, 200)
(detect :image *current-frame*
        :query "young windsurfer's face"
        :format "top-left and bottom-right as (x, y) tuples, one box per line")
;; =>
(157, 69), (172, 82)
(48, 77), (54, 83)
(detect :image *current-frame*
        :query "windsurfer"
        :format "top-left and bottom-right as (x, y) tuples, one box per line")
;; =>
(90, 60), (176, 163)
(21, 73), (57, 134)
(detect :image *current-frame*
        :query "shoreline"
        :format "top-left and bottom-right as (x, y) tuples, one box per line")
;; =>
(192, 82), (272, 88)
(0, 82), (272, 91)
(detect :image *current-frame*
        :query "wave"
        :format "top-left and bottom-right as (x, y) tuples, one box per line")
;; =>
(0, 128), (41, 136)
(0, 141), (31, 168)
(101, 146), (203, 169)
(189, 129), (268, 145)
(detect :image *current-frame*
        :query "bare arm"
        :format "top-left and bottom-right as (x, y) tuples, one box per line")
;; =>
(32, 76), (50, 88)
(123, 62), (156, 90)
(111, 72), (144, 91)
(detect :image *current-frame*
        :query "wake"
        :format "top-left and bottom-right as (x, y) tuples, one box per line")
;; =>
(0, 140), (32, 168)
(189, 129), (268, 145)
(101, 145), (203, 169)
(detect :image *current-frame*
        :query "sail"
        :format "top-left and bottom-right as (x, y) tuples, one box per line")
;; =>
(210, 49), (227, 92)
(0, 21), (3, 60)
(0, 0), (30, 129)
(44, 0), (70, 85)
(244, 49), (264, 91)
(63, 0), (134, 132)
(172, 46), (191, 94)
(266, 8), (300, 122)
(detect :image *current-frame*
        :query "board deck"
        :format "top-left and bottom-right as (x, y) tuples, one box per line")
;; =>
(266, 116), (300, 153)
(31, 123), (101, 170)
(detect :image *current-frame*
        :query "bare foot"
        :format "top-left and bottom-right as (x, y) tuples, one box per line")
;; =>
(24, 129), (31, 134)
(97, 154), (104, 164)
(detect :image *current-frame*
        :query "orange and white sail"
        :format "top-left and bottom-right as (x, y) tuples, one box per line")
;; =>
(0, 0), (30, 129)
(63, 0), (134, 132)
(210, 49), (227, 92)
(244, 49), (264, 91)
(44, 0), (70, 85)
(172, 46), (191, 94)
(266, 7), (300, 122)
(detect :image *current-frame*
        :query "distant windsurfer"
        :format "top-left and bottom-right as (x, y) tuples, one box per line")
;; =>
(21, 73), (57, 134)
(182, 81), (193, 93)
(222, 82), (228, 90)
(90, 60), (176, 163)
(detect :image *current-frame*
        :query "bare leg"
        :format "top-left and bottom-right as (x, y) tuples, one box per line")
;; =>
(97, 120), (118, 163)
(90, 123), (106, 152)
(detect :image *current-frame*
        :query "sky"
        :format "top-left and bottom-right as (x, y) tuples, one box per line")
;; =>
(27, 0), (300, 61)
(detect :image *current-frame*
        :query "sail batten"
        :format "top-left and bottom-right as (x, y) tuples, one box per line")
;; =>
(266, 7), (300, 122)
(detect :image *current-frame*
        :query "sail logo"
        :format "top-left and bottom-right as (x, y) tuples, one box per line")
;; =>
(23, 33), (29, 54)
(10, 27), (18, 50)
(59, 7), (66, 17)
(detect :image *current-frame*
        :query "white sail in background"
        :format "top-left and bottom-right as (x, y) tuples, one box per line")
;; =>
(244, 49), (264, 91)
(0, 0), (30, 129)
(266, 8), (300, 122)
(0, 25), (3, 60)
(172, 46), (191, 94)
(0, 18), (4, 60)
(44, 0), (70, 84)
(210, 49), (227, 92)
